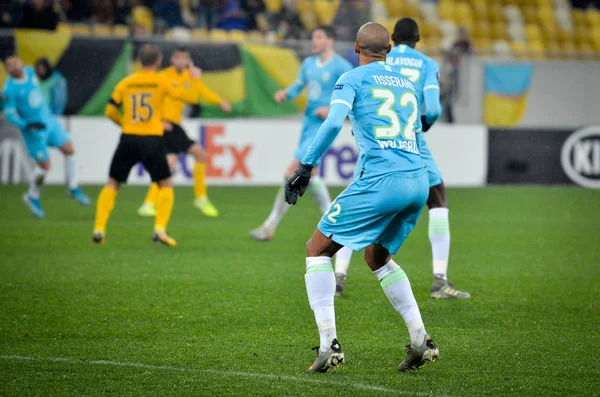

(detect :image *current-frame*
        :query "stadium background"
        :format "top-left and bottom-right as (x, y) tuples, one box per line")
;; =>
(0, 1), (599, 396)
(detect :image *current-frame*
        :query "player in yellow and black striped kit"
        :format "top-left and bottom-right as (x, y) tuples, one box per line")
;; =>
(137, 47), (232, 218)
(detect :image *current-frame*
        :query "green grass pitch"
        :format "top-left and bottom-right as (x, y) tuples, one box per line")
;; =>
(0, 185), (598, 396)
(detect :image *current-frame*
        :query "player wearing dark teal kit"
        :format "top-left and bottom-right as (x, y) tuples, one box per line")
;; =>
(2, 53), (89, 218)
(285, 23), (438, 374)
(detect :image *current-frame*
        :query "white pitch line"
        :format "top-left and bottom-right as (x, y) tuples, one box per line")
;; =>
(0, 355), (449, 396)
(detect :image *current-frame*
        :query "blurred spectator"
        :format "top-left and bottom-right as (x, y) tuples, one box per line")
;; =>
(218, 0), (247, 31)
(442, 27), (472, 123)
(60, 0), (92, 22)
(242, 0), (265, 31)
(571, 0), (600, 9)
(35, 58), (68, 115)
(93, 0), (114, 24)
(1, 0), (16, 28)
(195, 0), (221, 29)
(20, 0), (60, 30)
(275, 6), (305, 39)
(132, 5), (153, 35)
(153, 0), (186, 30)
(333, 0), (370, 41)
(114, 0), (130, 25)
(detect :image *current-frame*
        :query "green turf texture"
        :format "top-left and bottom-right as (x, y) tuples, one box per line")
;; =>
(0, 185), (598, 396)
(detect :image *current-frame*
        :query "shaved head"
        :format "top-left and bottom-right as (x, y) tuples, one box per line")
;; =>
(355, 22), (391, 59)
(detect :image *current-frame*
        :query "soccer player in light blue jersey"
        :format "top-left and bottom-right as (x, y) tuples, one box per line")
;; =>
(2, 53), (90, 218)
(285, 23), (439, 374)
(335, 18), (470, 299)
(388, 18), (470, 299)
(250, 26), (354, 270)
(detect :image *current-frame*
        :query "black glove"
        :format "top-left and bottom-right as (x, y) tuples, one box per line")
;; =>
(285, 163), (313, 205)
(25, 122), (46, 131)
(420, 115), (433, 132)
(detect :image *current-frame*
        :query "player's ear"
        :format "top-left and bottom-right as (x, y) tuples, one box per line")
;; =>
(354, 43), (360, 54)
(415, 34), (420, 43)
(386, 44), (392, 54)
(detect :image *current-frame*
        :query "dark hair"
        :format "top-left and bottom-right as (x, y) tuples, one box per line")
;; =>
(1, 51), (18, 63)
(35, 57), (53, 79)
(313, 25), (336, 40)
(174, 46), (189, 53)
(138, 44), (162, 66)
(392, 18), (420, 46)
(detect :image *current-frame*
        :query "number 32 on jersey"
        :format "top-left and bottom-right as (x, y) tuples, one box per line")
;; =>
(372, 89), (418, 141)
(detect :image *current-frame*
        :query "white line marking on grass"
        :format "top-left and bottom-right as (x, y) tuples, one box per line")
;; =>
(0, 355), (449, 396)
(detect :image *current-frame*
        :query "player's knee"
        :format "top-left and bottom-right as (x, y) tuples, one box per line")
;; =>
(106, 178), (120, 191)
(157, 178), (173, 188)
(38, 160), (50, 171)
(427, 183), (448, 208)
(60, 142), (75, 156)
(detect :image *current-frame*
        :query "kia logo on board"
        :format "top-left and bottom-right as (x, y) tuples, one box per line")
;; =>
(561, 127), (600, 189)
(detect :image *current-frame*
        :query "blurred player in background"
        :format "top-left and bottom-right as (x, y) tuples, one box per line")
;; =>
(137, 46), (232, 218)
(285, 22), (438, 373)
(92, 44), (197, 246)
(334, 18), (471, 299)
(34, 57), (68, 116)
(2, 53), (90, 218)
(249, 25), (354, 270)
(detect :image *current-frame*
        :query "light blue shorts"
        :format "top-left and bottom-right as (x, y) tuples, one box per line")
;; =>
(318, 168), (429, 255)
(417, 132), (443, 188)
(22, 118), (70, 162)
(293, 115), (322, 165)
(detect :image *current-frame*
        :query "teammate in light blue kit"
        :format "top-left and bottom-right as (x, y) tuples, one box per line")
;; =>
(336, 18), (470, 299)
(2, 53), (89, 217)
(388, 18), (470, 299)
(285, 23), (439, 374)
(249, 26), (354, 277)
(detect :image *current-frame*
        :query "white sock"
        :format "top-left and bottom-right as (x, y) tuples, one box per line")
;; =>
(305, 256), (337, 352)
(28, 166), (46, 199)
(429, 208), (450, 280)
(334, 246), (353, 275)
(264, 187), (291, 231)
(374, 259), (426, 346)
(64, 155), (78, 190)
(309, 176), (332, 214)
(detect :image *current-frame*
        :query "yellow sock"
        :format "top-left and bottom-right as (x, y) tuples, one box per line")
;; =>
(155, 187), (174, 232)
(94, 186), (117, 233)
(143, 183), (160, 206)
(194, 162), (207, 199)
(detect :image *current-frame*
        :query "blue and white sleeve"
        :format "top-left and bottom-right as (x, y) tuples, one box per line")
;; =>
(285, 59), (308, 100)
(423, 60), (441, 123)
(302, 73), (357, 166)
(2, 88), (26, 130)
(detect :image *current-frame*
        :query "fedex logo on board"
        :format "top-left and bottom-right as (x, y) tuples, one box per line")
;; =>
(137, 124), (252, 179)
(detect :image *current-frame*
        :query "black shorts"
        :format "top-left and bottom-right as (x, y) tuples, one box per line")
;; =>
(164, 123), (195, 154)
(109, 134), (171, 183)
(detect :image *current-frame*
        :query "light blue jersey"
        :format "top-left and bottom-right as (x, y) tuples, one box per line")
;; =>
(302, 61), (429, 254)
(285, 53), (353, 163)
(2, 67), (69, 162)
(387, 44), (443, 187)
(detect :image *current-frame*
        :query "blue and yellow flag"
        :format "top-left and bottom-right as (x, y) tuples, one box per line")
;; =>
(484, 63), (533, 127)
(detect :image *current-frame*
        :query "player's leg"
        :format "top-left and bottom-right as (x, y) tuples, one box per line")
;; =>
(47, 120), (90, 205)
(143, 137), (176, 246)
(334, 246), (353, 296)
(92, 135), (135, 243)
(249, 159), (297, 241)
(365, 243), (439, 372)
(419, 134), (469, 299)
(188, 142), (219, 217)
(369, 173), (438, 372)
(138, 153), (176, 217)
(21, 132), (50, 217)
(304, 228), (345, 373)
(92, 177), (121, 244)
